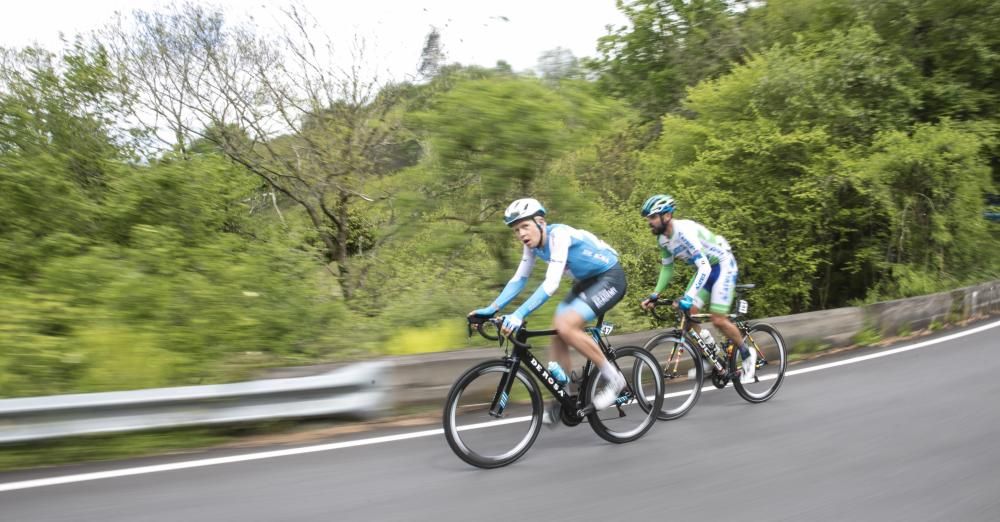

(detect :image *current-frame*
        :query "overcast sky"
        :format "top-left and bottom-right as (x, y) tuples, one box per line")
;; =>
(0, 0), (628, 79)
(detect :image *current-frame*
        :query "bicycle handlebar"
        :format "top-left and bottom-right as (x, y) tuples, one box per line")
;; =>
(644, 283), (755, 323)
(644, 298), (708, 325)
(467, 315), (559, 349)
(467, 314), (502, 341)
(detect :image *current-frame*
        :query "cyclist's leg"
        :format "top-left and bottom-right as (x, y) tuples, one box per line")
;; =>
(706, 256), (755, 380)
(556, 265), (627, 407)
(709, 313), (741, 346)
(541, 296), (585, 427)
(685, 269), (714, 335)
(542, 325), (572, 426)
(553, 266), (624, 364)
(547, 333), (573, 381)
(550, 292), (579, 377)
(553, 308), (604, 364)
(707, 256), (741, 344)
(555, 304), (627, 410)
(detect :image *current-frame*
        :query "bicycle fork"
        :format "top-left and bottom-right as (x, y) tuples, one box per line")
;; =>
(489, 356), (520, 418)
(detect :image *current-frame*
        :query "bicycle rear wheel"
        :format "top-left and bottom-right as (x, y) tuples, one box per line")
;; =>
(443, 360), (543, 468)
(730, 323), (787, 403)
(638, 333), (702, 420)
(587, 346), (663, 443)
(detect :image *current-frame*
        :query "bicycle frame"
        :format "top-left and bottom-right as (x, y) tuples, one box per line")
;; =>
(648, 297), (758, 378)
(485, 318), (622, 420)
(682, 315), (731, 374)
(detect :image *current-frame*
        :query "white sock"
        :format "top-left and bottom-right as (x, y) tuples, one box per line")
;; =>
(599, 362), (622, 384)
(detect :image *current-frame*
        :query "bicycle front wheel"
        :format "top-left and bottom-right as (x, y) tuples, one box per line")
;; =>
(587, 346), (663, 443)
(638, 333), (703, 420)
(443, 360), (543, 468)
(730, 323), (787, 403)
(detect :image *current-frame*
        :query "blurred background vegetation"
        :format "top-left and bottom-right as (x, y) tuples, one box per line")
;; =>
(1, 0), (998, 398)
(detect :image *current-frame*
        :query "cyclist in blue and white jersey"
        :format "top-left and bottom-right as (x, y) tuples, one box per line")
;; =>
(638, 194), (757, 382)
(469, 198), (628, 413)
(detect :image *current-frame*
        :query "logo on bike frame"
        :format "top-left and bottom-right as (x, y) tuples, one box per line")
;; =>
(528, 357), (568, 398)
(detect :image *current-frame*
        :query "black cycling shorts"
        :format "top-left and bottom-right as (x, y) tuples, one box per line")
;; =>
(558, 263), (627, 320)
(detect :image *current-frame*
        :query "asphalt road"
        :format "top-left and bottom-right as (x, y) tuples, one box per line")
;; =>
(2, 319), (999, 521)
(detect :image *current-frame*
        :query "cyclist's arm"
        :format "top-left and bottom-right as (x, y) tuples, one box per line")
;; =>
(511, 229), (570, 318)
(653, 247), (674, 294)
(490, 246), (536, 311)
(680, 233), (712, 300)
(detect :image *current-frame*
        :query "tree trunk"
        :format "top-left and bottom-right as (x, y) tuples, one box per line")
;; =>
(336, 194), (352, 299)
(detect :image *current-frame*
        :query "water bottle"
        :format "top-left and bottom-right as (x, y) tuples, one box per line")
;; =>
(699, 329), (717, 349)
(547, 361), (569, 385)
(699, 329), (724, 371)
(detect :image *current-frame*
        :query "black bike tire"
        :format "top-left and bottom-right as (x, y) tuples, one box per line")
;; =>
(443, 360), (543, 468)
(639, 333), (703, 420)
(586, 346), (663, 443)
(730, 322), (787, 403)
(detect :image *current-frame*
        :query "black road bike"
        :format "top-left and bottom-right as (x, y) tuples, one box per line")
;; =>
(443, 314), (664, 468)
(636, 284), (787, 421)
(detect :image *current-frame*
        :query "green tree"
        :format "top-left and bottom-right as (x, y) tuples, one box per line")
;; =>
(408, 76), (624, 269)
(625, 25), (930, 313)
(858, 122), (995, 297)
(588, 0), (747, 121)
(0, 43), (136, 280)
(105, 4), (409, 298)
(744, 0), (1000, 123)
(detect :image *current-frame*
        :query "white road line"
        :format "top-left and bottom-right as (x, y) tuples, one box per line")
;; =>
(784, 319), (1000, 375)
(2, 318), (998, 493)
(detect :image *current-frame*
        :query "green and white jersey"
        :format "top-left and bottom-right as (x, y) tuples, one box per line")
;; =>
(655, 219), (734, 302)
(657, 219), (732, 267)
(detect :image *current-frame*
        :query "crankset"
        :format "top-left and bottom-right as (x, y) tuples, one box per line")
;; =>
(561, 404), (583, 427)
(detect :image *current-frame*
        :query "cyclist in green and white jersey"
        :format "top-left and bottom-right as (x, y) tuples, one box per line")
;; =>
(638, 194), (756, 382)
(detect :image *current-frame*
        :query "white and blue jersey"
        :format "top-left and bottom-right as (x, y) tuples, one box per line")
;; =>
(529, 224), (619, 281)
(492, 224), (620, 320)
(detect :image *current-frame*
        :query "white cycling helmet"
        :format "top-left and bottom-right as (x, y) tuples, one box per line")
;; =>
(503, 198), (547, 226)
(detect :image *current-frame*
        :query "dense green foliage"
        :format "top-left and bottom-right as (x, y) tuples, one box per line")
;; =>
(1, 0), (998, 397)
(0, 46), (343, 396)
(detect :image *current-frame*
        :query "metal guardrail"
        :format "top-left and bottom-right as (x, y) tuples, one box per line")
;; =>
(0, 361), (389, 444)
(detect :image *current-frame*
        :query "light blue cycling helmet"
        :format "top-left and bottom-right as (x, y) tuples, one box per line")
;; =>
(640, 194), (675, 217)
